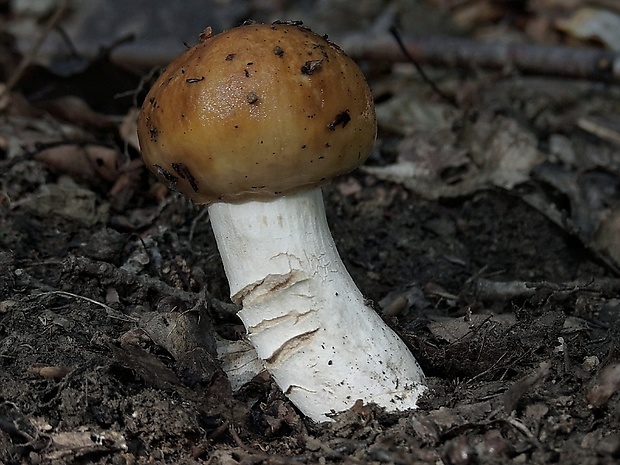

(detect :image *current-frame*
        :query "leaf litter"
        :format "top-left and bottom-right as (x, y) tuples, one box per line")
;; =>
(0, 1), (619, 464)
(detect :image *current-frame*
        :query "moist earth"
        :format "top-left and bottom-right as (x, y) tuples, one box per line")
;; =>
(1, 167), (619, 463)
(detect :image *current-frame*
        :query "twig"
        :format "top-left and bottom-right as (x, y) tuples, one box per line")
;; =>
(577, 116), (620, 147)
(389, 26), (458, 108)
(115, 65), (161, 108)
(505, 417), (542, 447)
(67, 255), (240, 318)
(340, 34), (620, 83)
(14, 257), (238, 319)
(473, 277), (620, 301)
(189, 205), (210, 244)
(30, 290), (137, 322)
(465, 352), (508, 386)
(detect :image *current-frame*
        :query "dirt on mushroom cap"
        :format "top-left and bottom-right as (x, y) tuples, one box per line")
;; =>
(137, 22), (377, 204)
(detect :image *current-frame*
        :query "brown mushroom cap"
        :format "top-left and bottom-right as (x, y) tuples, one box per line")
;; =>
(137, 22), (377, 203)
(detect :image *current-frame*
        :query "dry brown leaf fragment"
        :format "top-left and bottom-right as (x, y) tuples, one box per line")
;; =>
(0, 110), (92, 159)
(375, 94), (457, 135)
(425, 407), (464, 430)
(555, 7), (620, 50)
(0, 299), (17, 314)
(502, 361), (551, 413)
(451, 0), (504, 31)
(586, 363), (620, 407)
(34, 143), (122, 183)
(427, 314), (515, 343)
(399, 130), (468, 180)
(479, 429), (511, 458)
(35, 95), (117, 130)
(28, 364), (73, 380)
(47, 430), (127, 461)
(139, 310), (217, 360)
(19, 183), (103, 226)
(108, 158), (144, 209)
(409, 416), (441, 445)
(469, 115), (541, 190)
(365, 115), (540, 199)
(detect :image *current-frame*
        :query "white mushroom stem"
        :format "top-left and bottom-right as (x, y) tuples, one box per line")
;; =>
(208, 188), (426, 422)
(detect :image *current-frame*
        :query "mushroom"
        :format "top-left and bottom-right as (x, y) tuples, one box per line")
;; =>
(137, 21), (425, 422)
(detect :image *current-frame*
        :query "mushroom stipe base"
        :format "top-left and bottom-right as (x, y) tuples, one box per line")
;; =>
(208, 188), (426, 421)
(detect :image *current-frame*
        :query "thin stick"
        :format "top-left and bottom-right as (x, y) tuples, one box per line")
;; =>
(33, 290), (137, 322)
(389, 26), (458, 108)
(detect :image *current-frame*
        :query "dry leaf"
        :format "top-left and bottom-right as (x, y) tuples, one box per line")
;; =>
(528, 164), (620, 268)
(47, 430), (127, 461)
(427, 314), (515, 343)
(28, 364), (73, 380)
(503, 361), (551, 413)
(36, 95), (117, 129)
(0, 299), (17, 314)
(0, 112), (90, 159)
(375, 90), (458, 135)
(469, 115), (541, 189)
(19, 183), (103, 226)
(451, 0), (503, 31)
(216, 336), (263, 391)
(364, 115), (541, 199)
(556, 7), (620, 50)
(108, 158), (144, 209)
(34, 143), (123, 183)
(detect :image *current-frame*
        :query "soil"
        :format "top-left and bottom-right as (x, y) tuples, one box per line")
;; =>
(2, 166), (619, 464)
(1, 9), (620, 465)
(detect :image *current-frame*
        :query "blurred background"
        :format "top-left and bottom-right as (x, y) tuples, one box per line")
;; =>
(6, 0), (619, 70)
